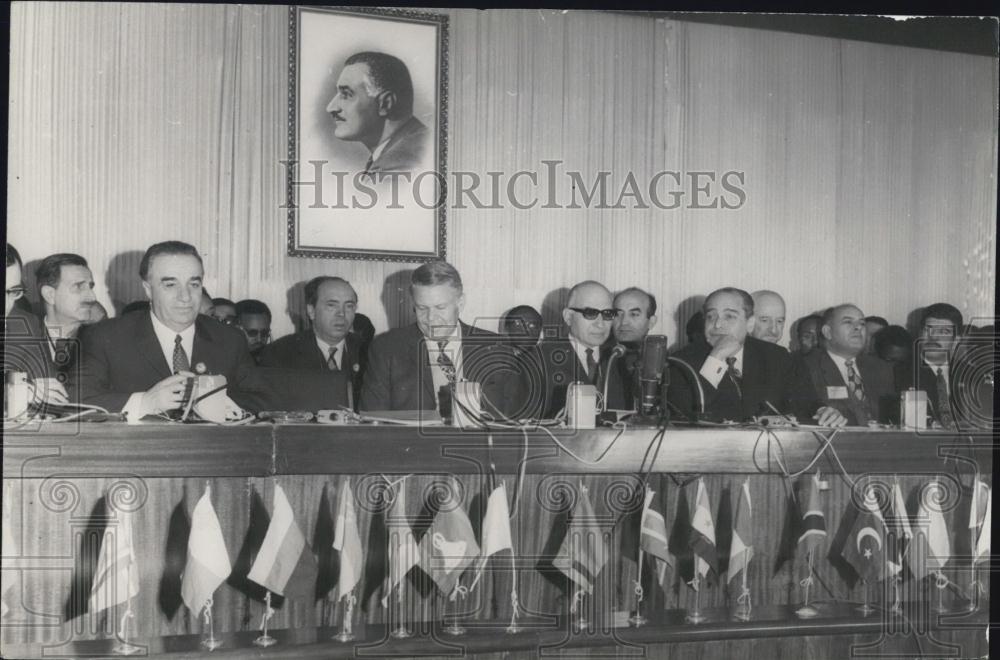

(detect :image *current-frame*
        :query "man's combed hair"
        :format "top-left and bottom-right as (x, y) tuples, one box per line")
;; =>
(139, 241), (202, 280)
(36, 254), (89, 292)
(235, 299), (272, 321)
(615, 287), (658, 318)
(6, 243), (23, 269)
(920, 302), (963, 333)
(345, 51), (414, 119)
(411, 261), (463, 292)
(703, 287), (754, 318)
(304, 276), (354, 307)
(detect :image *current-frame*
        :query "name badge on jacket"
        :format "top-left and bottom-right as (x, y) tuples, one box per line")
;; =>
(826, 386), (848, 399)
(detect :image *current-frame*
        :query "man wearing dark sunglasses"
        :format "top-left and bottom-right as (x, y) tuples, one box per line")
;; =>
(532, 280), (627, 419)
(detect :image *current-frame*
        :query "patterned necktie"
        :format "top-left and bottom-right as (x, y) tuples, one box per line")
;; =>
(172, 335), (189, 373)
(845, 359), (866, 403)
(327, 346), (339, 371)
(585, 348), (598, 384)
(53, 337), (73, 368)
(935, 367), (953, 426)
(725, 356), (743, 400)
(437, 341), (457, 384)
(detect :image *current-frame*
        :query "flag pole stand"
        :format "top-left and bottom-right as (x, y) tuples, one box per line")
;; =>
(570, 589), (588, 632)
(856, 580), (874, 616)
(390, 583), (411, 639)
(253, 591), (277, 647)
(112, 604), (140, 656)
(684, 577), (705, 624)
(200, 598), (222, 650)
(931, 572), (951, 614)
(443, 585), (468, 636)
(733, 555), (752, 622)
(889, 577), (903, 615)
(505, 585), (522, 635)
(334, 593), (356, 642)
(794, 554), (819, 619)
(628, 549), (647, 627)
(967, 527), (980, 613)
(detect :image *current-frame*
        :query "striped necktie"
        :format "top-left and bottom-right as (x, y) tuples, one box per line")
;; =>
(327, 346), (339, 371)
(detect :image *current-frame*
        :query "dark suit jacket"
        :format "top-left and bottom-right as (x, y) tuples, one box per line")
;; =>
(3, 308), (52, 380)
(531, 337), (628, 420)
(793, 350), (897, 425)
(369, 116), (427, 176)
(667, 336), (801, 422)
(257, 331), (366, 408)
(895, 357), (982, 426)
(359, 322), (525, 418)
(69, 312), (263, 413)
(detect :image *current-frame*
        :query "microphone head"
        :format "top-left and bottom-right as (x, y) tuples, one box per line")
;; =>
(640, 335), (668, 380)
(611, 344), (627, 358)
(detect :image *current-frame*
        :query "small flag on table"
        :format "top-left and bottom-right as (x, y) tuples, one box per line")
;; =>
(332, 479), (363, 601)
(471, 482), (513, 591)
(841, 486), (888, 583)
(886, 480), (912, 576)
(181, 485), (231, 615)
(248, 483), (317, 598)
(728, 480), (753, 583)
(553, 483), (607, 594)
(974, 486), (991, 563)
(689, 478), (716, 586)
(639, 486), (672, 589)
(89, 510), (140, 613)
(969, 478), (989, 532)
(382, 479), (419, 607)
(909, 480), (951, 582)
(797, 474), (827, 558)
(2, 483), (16, 617)
(418, 479), (480, 597)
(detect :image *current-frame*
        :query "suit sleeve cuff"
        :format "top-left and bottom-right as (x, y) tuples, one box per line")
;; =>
(700, 355), (727, 389)
(123, 392), (146, 424)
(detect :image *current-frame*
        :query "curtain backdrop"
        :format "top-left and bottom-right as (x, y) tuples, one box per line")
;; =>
(7, 5), (997, 343)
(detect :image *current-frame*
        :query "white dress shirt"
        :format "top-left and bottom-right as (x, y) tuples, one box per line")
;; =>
(924, 358), (950, 396)
(827, 350), (864, 387)
(568, 335), (600, 379)
(123, 313), (196, 422)
(316, 335), (347, 370)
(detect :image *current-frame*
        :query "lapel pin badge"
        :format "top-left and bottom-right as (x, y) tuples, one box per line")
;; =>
(195, 362), (207, 374)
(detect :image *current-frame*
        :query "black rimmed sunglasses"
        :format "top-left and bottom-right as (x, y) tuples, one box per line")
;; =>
(569, 307), (621, 321)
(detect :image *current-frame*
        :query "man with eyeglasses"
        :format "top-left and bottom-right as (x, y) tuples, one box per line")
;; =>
(898, 302), (964, 427)
(360, 261), (524, 418)
(69, 241), (262, 418)
(210, 298), (237, 325)
(4, 243), (69, 407)
(668, 287), (843, 425)
(793, 304), (895, 425)
(258, 276), (367, 408)
(35, 253), (97, 380)
(235, 299), (272, 363)
(534, 281), (627, 419)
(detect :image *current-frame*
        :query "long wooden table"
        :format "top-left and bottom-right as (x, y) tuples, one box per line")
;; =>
(1, 422), (991, 658)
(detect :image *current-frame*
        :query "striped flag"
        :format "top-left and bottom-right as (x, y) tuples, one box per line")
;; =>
(332, 479), (363, 601)
(381, 479), (419, 607)
(639, 486), (672, 589)
(728, 480), (753, 583)
(418, 478), (480, 597)
(886, 480), (912, 576)
(2, 483), (16, 617)
(89, 510), (139, 613)
(248, 483), (315, 597)
(797, 474), (827, 557)
(553, 483), (607, 594)
(689, 478), (716, 584)
(974, 485), (990, 563)
(181, 486), (231, 615)
(909, 480), (951, 582)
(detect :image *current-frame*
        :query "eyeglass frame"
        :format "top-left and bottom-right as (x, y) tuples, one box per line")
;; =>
(568, 306), (621, 321)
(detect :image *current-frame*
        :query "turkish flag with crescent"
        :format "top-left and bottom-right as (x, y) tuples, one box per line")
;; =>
(842, 486), (888, 584)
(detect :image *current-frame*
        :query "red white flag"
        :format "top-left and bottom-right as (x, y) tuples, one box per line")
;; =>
(181, 485), (231, 615)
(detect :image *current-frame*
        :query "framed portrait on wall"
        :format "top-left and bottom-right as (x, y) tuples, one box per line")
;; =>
(287, 6), (448, 262)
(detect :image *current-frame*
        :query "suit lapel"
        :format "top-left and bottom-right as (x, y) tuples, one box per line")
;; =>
(137, 314), (172, 379)
(818, 351), (846, 388)
(301, 332), (326, 370)
(413, 324), (435, 404)
(190, 316), (214, 372)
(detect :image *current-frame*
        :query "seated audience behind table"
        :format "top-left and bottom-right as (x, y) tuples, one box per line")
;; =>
(864, 315), (889, 355)
(36, 253), (97, 380)
(211, 297), (237, 325)
(235, 299), (272, 362)
(794, 314), (823, 356)
(793, 304), (897, 425)
(257, 276), (366, 408)
(360, 260), (524, 418)
(897, 302), (964, 427)
(501, 305), (543, 352)
(667, 287), (845, 425)
(70, 241), (262, 417)
(874, 325), (912, 367)
(3, 243), (68, 404)
(533, 280), (628, 419)
(749, 290), (786, 344)
(611, 287), (659, 411)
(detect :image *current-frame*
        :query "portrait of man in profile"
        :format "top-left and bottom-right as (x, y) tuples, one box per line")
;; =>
(326, 51), (428, 181)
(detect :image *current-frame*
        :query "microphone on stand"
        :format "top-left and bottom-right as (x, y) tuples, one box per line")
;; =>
(638, 335), (668, 417)
(601, 344), (627, 412)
